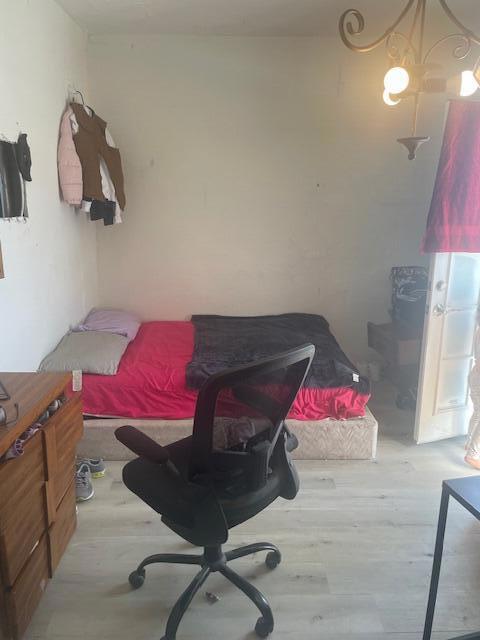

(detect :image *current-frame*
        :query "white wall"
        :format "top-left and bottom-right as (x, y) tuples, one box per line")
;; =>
(89, 35), (440, 361)
(0, 0), (98, 370)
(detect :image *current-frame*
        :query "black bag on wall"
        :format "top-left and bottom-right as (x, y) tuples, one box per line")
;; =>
(390, 266), (428, 332)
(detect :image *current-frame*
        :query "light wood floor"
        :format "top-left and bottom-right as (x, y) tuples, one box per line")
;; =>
(26, 383), (480, 640)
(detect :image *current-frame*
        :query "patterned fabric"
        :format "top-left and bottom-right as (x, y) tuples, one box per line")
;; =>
(422, 100), (480, 253)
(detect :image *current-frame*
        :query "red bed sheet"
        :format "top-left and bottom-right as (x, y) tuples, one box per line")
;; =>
(82, 321), (369, 420)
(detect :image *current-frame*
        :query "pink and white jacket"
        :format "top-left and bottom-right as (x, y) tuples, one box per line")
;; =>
(57, 106), (82, 206)
(57, 106), (123, 222)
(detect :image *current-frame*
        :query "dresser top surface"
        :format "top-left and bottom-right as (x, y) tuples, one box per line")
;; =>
(0, 372), (73, 457)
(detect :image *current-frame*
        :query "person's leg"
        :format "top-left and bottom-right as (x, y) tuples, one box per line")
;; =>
(465, 402), (478, 450)
(465, 369), (480, 468)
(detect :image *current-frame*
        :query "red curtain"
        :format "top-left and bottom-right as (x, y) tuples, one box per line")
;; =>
(422, 100), (480, 253)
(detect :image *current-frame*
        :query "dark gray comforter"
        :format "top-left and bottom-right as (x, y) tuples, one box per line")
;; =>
(186, 314), (370, 393)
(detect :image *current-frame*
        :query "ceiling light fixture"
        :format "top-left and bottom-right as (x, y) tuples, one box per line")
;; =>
(339, 0), (480, 159)
(383, 90), (402, 106)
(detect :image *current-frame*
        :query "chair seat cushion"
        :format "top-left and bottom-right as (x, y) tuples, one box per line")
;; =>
(122, 436), (283, 544)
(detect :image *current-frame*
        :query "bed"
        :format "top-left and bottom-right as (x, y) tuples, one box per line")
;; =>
(79, 317), (378, 460)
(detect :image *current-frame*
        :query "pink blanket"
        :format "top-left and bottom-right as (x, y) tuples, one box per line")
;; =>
(82, 322), (370, 420)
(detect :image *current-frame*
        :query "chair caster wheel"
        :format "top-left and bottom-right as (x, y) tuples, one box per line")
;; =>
(255, 616), (273, 638)
(128, 569), (145, 589)
(265, 550), (281, 570)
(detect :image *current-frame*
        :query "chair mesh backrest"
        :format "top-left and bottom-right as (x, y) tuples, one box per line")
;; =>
(189, 345), (314, 493)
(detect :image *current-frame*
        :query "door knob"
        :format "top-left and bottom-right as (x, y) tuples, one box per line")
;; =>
(433, 303), (445, 317)
(436, 280), (446, 292)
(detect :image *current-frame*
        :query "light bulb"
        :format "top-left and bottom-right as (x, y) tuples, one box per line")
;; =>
(383, 89), (401, 106)
(384, 66), (410, 95)
(460, 70), (479, 97)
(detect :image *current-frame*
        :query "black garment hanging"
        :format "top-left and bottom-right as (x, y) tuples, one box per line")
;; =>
(89, 199), (116, 226)
(0, 140), (24, 218)
(14, 134), (32, 182)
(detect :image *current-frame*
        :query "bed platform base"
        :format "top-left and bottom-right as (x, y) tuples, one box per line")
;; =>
(78, 407), (378, 461)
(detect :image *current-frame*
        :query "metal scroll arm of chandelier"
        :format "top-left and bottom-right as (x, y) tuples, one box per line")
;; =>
(439, 0), (480, 46)
(339, 0), (480, 59)
(339, 1), (417, 54)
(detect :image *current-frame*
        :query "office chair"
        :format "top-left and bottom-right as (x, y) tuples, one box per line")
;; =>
(115, 344), (315, 639)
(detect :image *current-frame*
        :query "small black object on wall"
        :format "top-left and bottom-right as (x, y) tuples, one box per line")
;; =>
(0, 133), (31, 219)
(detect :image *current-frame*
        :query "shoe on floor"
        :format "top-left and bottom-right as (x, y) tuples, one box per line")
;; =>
(76, 457), (106, 479)
(76, 463), (95, 502)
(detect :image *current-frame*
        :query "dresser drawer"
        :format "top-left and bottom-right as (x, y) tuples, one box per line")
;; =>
(54, 396), (83, 462)
(0, 433), (44, 513)
(0, 483), (47, 587)
(48, 479), (76, 575)
(42, 395), (82, 511)
(4, 534), (49, 640)
(54, 448), (76, 509)
(42, 396), (83, 480)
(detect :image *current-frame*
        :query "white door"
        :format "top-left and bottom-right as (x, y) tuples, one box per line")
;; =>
(415, 252), (480, 444)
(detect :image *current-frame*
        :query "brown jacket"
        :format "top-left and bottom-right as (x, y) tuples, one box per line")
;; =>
(70, 103), (125, 210)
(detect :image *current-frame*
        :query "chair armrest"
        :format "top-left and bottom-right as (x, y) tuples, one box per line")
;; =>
(115, 425), (170, 464)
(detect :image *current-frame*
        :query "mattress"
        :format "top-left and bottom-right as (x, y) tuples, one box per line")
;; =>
(82, 321), (370, 421)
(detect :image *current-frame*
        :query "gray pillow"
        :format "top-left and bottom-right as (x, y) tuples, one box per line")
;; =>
(39, 331), (129, 376)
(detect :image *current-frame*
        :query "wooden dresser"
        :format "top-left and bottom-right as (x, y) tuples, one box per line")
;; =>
(0, 373), (83, 639)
